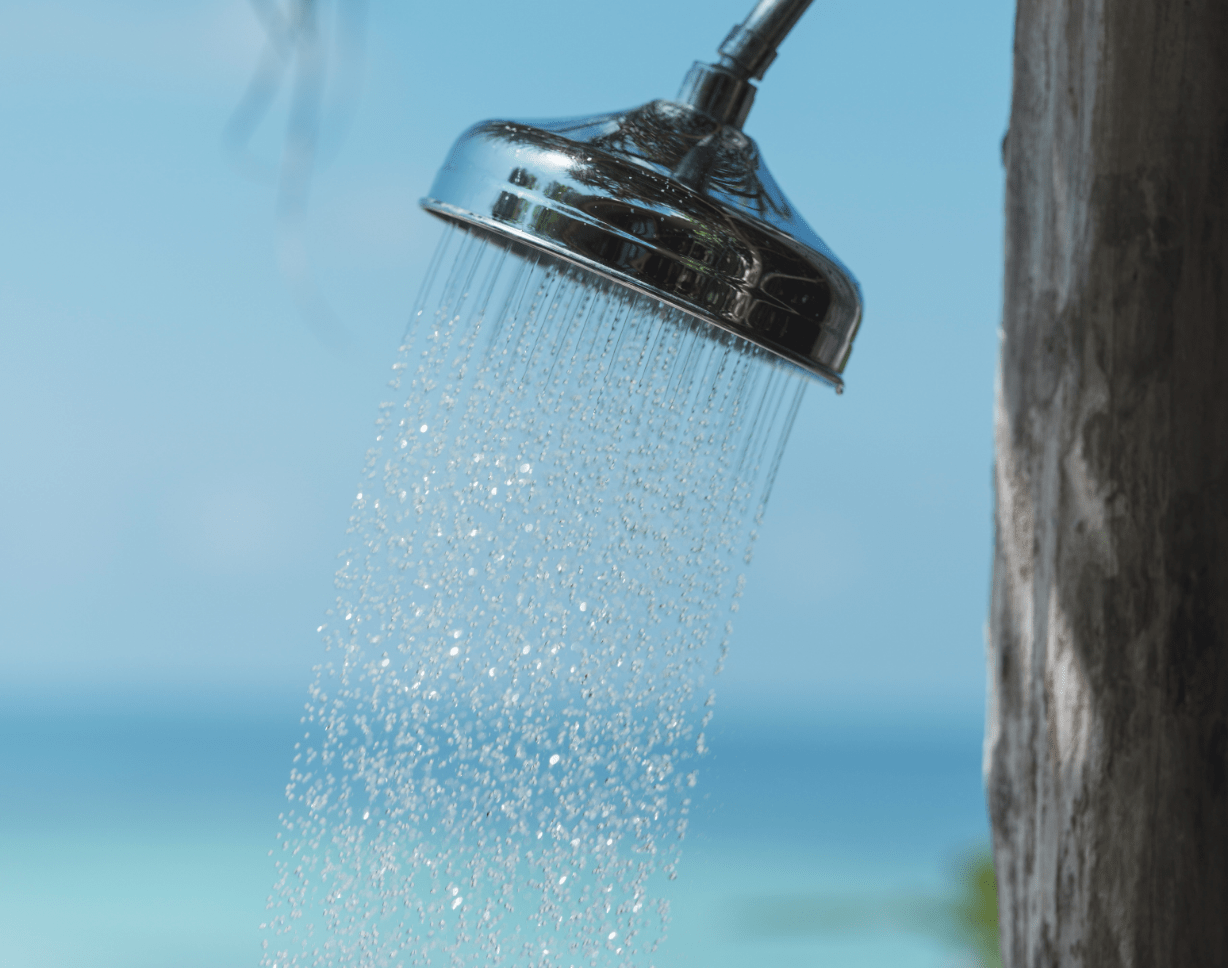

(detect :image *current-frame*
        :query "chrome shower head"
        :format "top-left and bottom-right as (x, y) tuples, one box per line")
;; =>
(420, 0), (861, 389)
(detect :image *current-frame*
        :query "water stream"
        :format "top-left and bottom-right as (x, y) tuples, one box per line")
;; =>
(264, 224), (807, 967)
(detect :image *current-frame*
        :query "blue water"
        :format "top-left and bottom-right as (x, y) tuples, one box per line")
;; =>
(0, 709), (988, 967)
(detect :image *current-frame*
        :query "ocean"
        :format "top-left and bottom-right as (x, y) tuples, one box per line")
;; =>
(0, 707), (989, 967)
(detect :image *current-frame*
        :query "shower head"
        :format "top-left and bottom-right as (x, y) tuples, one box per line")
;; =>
(420, 0), (861, 389)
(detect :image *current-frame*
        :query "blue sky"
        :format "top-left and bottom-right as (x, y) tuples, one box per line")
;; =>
(0, 0), (1014, 724)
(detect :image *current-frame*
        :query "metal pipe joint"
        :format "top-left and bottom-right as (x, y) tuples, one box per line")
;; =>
(678, 0), (815, 128)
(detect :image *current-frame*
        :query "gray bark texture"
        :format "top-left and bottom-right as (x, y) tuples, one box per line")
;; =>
(986, 0), (1228, 965)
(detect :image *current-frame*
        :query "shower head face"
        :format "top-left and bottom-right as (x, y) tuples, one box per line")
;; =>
(421, 99), (861, 387)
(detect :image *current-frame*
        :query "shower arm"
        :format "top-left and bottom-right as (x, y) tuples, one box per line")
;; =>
(719, 0), (815, 80)
(678, 0), (815, 128)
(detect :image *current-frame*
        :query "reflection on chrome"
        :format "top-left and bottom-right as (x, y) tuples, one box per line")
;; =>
(420, 0), (861, 389)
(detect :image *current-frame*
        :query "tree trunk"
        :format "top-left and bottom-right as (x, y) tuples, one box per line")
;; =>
(987, 0), (1228, 965)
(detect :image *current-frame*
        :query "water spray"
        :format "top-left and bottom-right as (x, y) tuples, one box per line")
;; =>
(266, 4), (852, 965)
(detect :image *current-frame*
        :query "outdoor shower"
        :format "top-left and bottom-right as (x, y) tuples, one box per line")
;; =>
(265, 3), (861, 965)
(422, 0), (862, 389)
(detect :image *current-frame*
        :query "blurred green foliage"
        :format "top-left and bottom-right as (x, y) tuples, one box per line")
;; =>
(950, 849), (1002, 968)
(729, 845), (1003, 966)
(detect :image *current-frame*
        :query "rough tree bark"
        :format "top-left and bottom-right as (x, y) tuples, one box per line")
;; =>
(986, 0), (1228, 965)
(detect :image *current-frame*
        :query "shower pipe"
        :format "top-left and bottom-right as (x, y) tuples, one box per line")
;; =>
(420, 0), (861, 389)
(718, 0), (815, 81)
